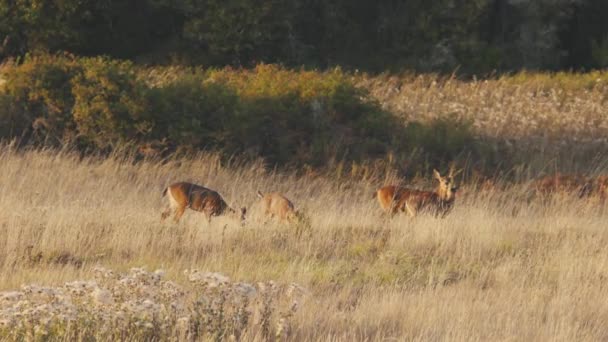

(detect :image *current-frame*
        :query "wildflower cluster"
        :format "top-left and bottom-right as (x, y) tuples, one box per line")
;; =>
(0, 267), (307, 341)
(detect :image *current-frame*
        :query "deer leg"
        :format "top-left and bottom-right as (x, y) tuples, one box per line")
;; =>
(261, 213), (272, 225)
(405, 203), (417, 218)
(388, 201), (397, 218)
(160, 208), (172, 222)
(203, 209), (214, 226)
(263, 208), (274, 223)
(287, 212), (298, 224)
(173, 206), (186, 222)
(389, 201), (403, 218)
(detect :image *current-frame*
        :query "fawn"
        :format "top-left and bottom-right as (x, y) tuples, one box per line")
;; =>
(256, 191), (299, 222)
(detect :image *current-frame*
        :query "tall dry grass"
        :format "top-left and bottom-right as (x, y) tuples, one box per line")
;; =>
(357, 72), (608, 172)
(1, 145), (608, 340)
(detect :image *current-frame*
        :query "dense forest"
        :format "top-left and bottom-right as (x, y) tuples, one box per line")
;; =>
(1, 0), (608, 73)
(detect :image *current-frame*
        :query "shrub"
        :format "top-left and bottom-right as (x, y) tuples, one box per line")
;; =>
(0, 267), (306, 341)
(139, 64), (408, 166)
(147, 75), (239, 148)
(0, 54), (480, 174)
(405, 116), (477, 164)
(71, 57), (150, 149)
(1, 54), (152, 149)
(1, 54), (81, 143)
(200, 65), (404, 165)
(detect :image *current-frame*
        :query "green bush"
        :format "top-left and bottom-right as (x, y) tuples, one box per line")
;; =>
(198, 65), (406, 165)
(1, 54), (152, 148)
(0, 92), (28, 139)
(141, 64), (406, 166)
(71, 58), (150, 148)
(0, 54), (480, 173)
(1, 54), (81, 142)
(147, 75), (239, 148)
(405, 116), (477, 163)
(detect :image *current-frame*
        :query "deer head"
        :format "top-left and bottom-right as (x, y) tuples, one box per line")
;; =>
(433, 166), (461, 201)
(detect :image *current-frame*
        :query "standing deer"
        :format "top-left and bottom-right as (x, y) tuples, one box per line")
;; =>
(376, 168), (461, 218)
(161, 182), (246, 224)
(256, 191), (299, 222)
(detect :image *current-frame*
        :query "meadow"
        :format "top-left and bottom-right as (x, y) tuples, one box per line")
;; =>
(3, 58), (608, 340)
(1, 145), (608, 341)
(358, 71), (608, 173)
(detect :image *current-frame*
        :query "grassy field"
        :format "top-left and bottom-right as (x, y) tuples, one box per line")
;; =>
(357, 72), (608, 173)
(1, 146), (608, 340)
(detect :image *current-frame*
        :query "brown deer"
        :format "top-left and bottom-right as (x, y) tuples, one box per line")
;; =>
(589, 175), (608, 204)
(376, 168), (460, 218)
(454, 176), (499, 201)
(256, 191), (299, 222)
(161, 182), (246, 224)
(533, 173), (593, 198)
(592, 175), (608, 203)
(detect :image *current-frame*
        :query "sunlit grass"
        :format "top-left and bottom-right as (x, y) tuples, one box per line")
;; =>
(1, 146), (608, 340)
(357, 71), (608, 172)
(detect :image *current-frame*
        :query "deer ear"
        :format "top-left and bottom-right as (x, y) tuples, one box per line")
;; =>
(433, 169), (442, 180)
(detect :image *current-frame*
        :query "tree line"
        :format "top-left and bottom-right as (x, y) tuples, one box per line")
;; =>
(1, 0), (608, 73)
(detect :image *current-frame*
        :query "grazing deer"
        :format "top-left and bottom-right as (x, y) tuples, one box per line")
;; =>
(533, 173), (593, 199)
(256, 191), (299, 222)
(161, 182), (246, 224)
(376, 168), (461, 218)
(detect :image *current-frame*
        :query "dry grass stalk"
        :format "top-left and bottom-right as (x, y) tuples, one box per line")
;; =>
(1, 146), (608, 340)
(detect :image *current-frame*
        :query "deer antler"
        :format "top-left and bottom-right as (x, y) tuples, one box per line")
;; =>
(448, 163), (463, 178)
(448, 164), (456, 177)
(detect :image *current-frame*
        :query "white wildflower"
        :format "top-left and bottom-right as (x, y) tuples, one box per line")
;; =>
(0, 317), (14, 327)
(0, 291), (23, 302)
(177, 316), (190, 330)
(152, 269), (166, 284)
(188, 271), (230, 288)
(275, 317), (290, 339)
(92, 288), (114, 306)
(286, 283), (308, 298)
(93, 266), (114, 279)
(233, 283), (257, 298)
(64, 281), (98, 296)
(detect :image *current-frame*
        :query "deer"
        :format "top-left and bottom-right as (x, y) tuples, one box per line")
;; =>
(532, 173), (593, 199)
(161, 182), (246, 224)
(256, 191), (300, 223)
(376, 167), (461, 218)
(137, 139), (173, 161)
(596, 175), (608, 203)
